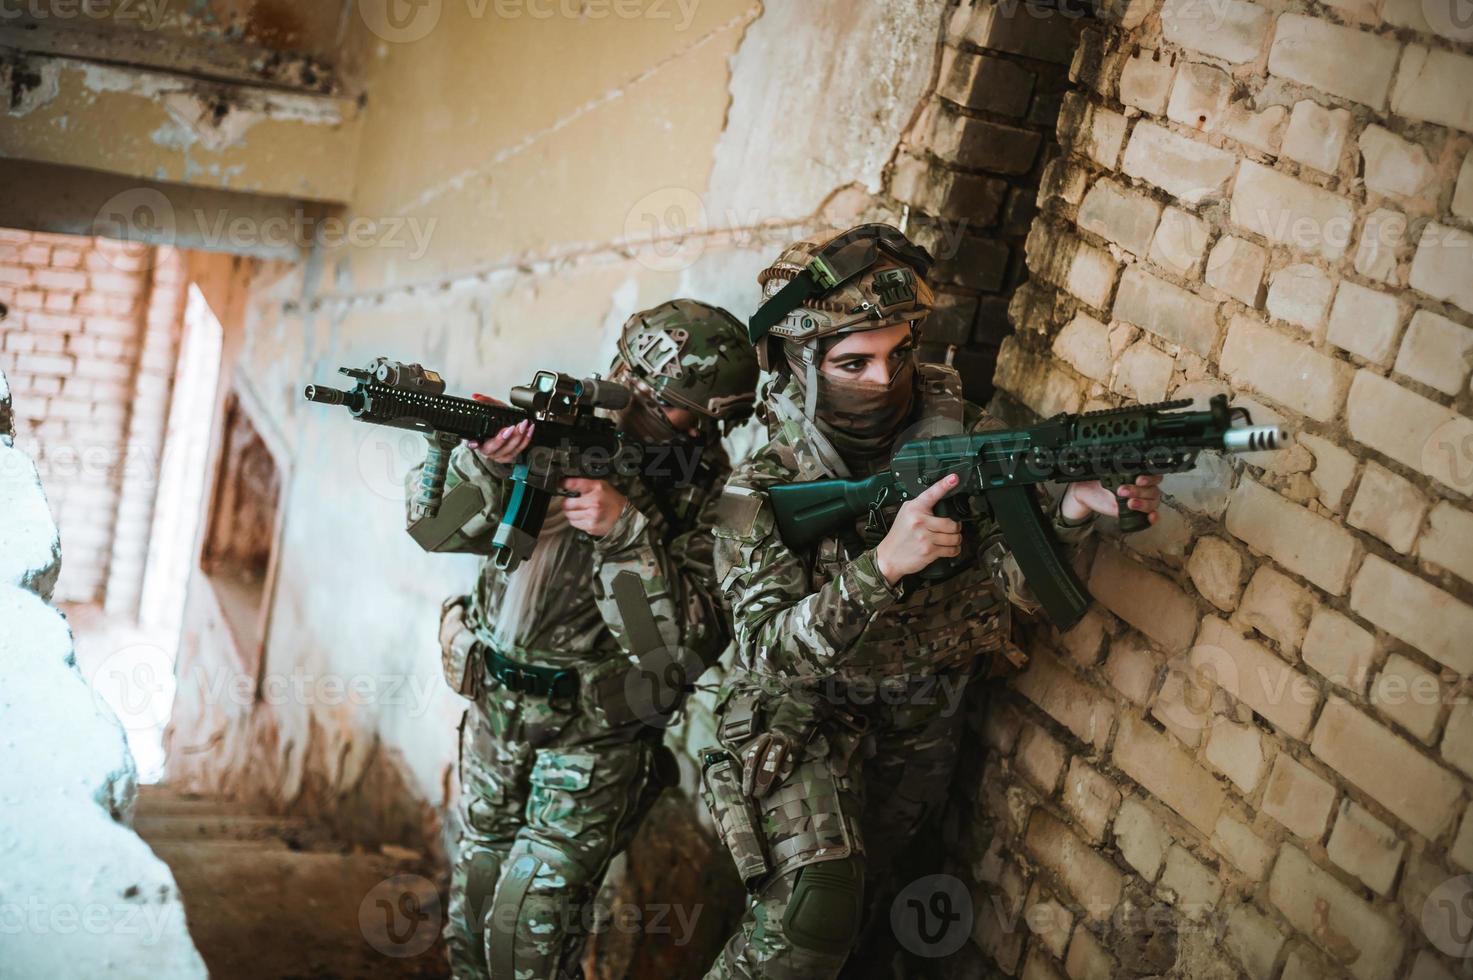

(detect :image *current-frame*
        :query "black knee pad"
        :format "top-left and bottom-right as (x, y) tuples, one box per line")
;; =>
(782, 857), (865, 957)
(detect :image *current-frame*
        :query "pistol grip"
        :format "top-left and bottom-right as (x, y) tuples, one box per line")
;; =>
(1114, 479), (1150, 534)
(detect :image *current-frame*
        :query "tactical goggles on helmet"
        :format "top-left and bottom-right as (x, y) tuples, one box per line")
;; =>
(747, 223), (935, 344)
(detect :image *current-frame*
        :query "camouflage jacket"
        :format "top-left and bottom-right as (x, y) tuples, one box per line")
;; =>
(408, 438), (732, 671)
(712, 364), (1095, 681)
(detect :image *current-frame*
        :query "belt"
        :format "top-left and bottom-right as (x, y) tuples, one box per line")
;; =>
(480, 644), (580, 700)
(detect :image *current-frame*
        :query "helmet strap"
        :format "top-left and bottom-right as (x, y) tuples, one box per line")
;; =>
(800, 345), (820, 421)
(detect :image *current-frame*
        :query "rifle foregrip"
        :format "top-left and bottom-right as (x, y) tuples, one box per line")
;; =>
(415, 433), (458, 518)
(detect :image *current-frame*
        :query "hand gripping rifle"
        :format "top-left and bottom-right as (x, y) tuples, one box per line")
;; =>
(767, 394), (1288, 630)
(305, 357), (684, 571)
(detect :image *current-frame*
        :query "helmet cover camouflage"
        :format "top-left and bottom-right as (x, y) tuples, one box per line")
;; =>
(752, 224), (934, 371)
(615, 298), (759, 425)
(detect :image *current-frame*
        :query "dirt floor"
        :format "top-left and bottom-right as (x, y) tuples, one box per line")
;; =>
(135, 785), (449, 980)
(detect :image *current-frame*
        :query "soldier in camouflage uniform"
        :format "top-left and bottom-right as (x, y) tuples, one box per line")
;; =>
(699, 225), (1162, 978)
(407, 299), (759, 980)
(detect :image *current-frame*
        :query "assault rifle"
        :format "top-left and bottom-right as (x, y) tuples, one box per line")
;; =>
(768, 395), (1288, 630)
(305, 358), (697, 571)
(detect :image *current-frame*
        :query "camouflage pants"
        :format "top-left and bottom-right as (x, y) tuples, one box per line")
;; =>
(445, 671), (672, 980)
(704, 671), (975, 979)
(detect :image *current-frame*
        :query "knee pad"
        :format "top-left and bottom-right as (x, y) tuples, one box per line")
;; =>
(446, 847), (505, 978)
(486, 847), (587, 980)
(782, 857), (865, 958)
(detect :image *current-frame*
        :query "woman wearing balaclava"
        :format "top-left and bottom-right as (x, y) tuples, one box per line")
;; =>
(698, 225), (1162, 978)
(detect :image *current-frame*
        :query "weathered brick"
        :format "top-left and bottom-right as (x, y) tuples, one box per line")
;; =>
(1024, 809), (1125, 922)
(1325, 800), (1404, 896)
(1263, 754), (1336, 839)
(1111, 340), (1172, 402)
(1112, 267), (1219, 357)
(1453, 809), (1473, 872)
(1230, 161), (1355, 261)
(936, 45), (1035, 117)
(1443, 699), (1473, 780)
(1326, 281), (1402, 365)
(1268, 14), (1401, 110)
(1212, 813), (1274, 879)
(1103, 632), (1160, 705)
(1187, 536), (1243, 611)
(1353, 207), (1407, 284)
(1118, 48), (1175, 114)
(1225, 904), (1286, 980)
(1077, 179), (1161, 256)
(1225, 479), (1360, 595)
(1390, 45), (1473, 133)
(947, 0), (1081, 64)
(1089, 545), (1199, 653)
(1265, 263), (1333, 331)
(1017, 723), (1068, 793)
(1113, 796), (1170, 881)
(1152, 658), (1213, 747)
(1194, 616), (1321, 739)
(1067, 242), (1118, 310)
(1372, 653), (1443, 745)
(1205, 236), (1266, 307)
(1282, 100), (1351, 174)
(1165, 61), (1284, 154)
(1219, 315), (1351, 422)
(1350, 553), (1473, 674)
(1455, 151), (1473, 221)
(1148, 207), (1208, 277)
(1312, 696), (1461, 838)
(1235, 565), (1313, 653)
(1204, 717), (1266, 793)
(1346, 461), (1426, 554)
(1158, 845), (1222, 915)
(1051, 313), (1112, 384)
(1269, 845), (1404, 980)
(1121, 122), (1236, 203)
(1062, 757), (1121, 843)
(1015, 650), (1115, 751)
(1410, 222), (1473, 317)
(1418, 502), (1473, 585)
(1395, 308), (1473, 396)
(1112, 713), (1227, 834)
(930, 106), (1045, 176)
(1063, 926), (1114, 980)
(1159, 0), (1270, 64)
(1359, 125), (1437, 200)
(1025, 881), (1073, 960)
(995, 337), (1087, 418)
(1346, 370), (1473, 495)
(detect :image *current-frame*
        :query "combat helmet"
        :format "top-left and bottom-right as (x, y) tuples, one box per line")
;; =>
(747, 223), (935, 418)
(614, 298), (760, 433)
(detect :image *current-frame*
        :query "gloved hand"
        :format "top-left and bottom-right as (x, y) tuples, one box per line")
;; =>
(738, 694), (821, 798)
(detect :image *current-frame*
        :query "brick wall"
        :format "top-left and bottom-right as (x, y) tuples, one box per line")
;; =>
(0, 230), (183, 609)
(959, 0), (1473, 976)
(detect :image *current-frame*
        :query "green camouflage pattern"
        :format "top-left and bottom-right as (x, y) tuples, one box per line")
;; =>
(409, 427), (733, 980)
(617, 298), (759, 423)
(700, 363), (1095, 976)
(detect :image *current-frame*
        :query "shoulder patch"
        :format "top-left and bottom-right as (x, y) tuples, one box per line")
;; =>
(712, 486), (767, 542)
